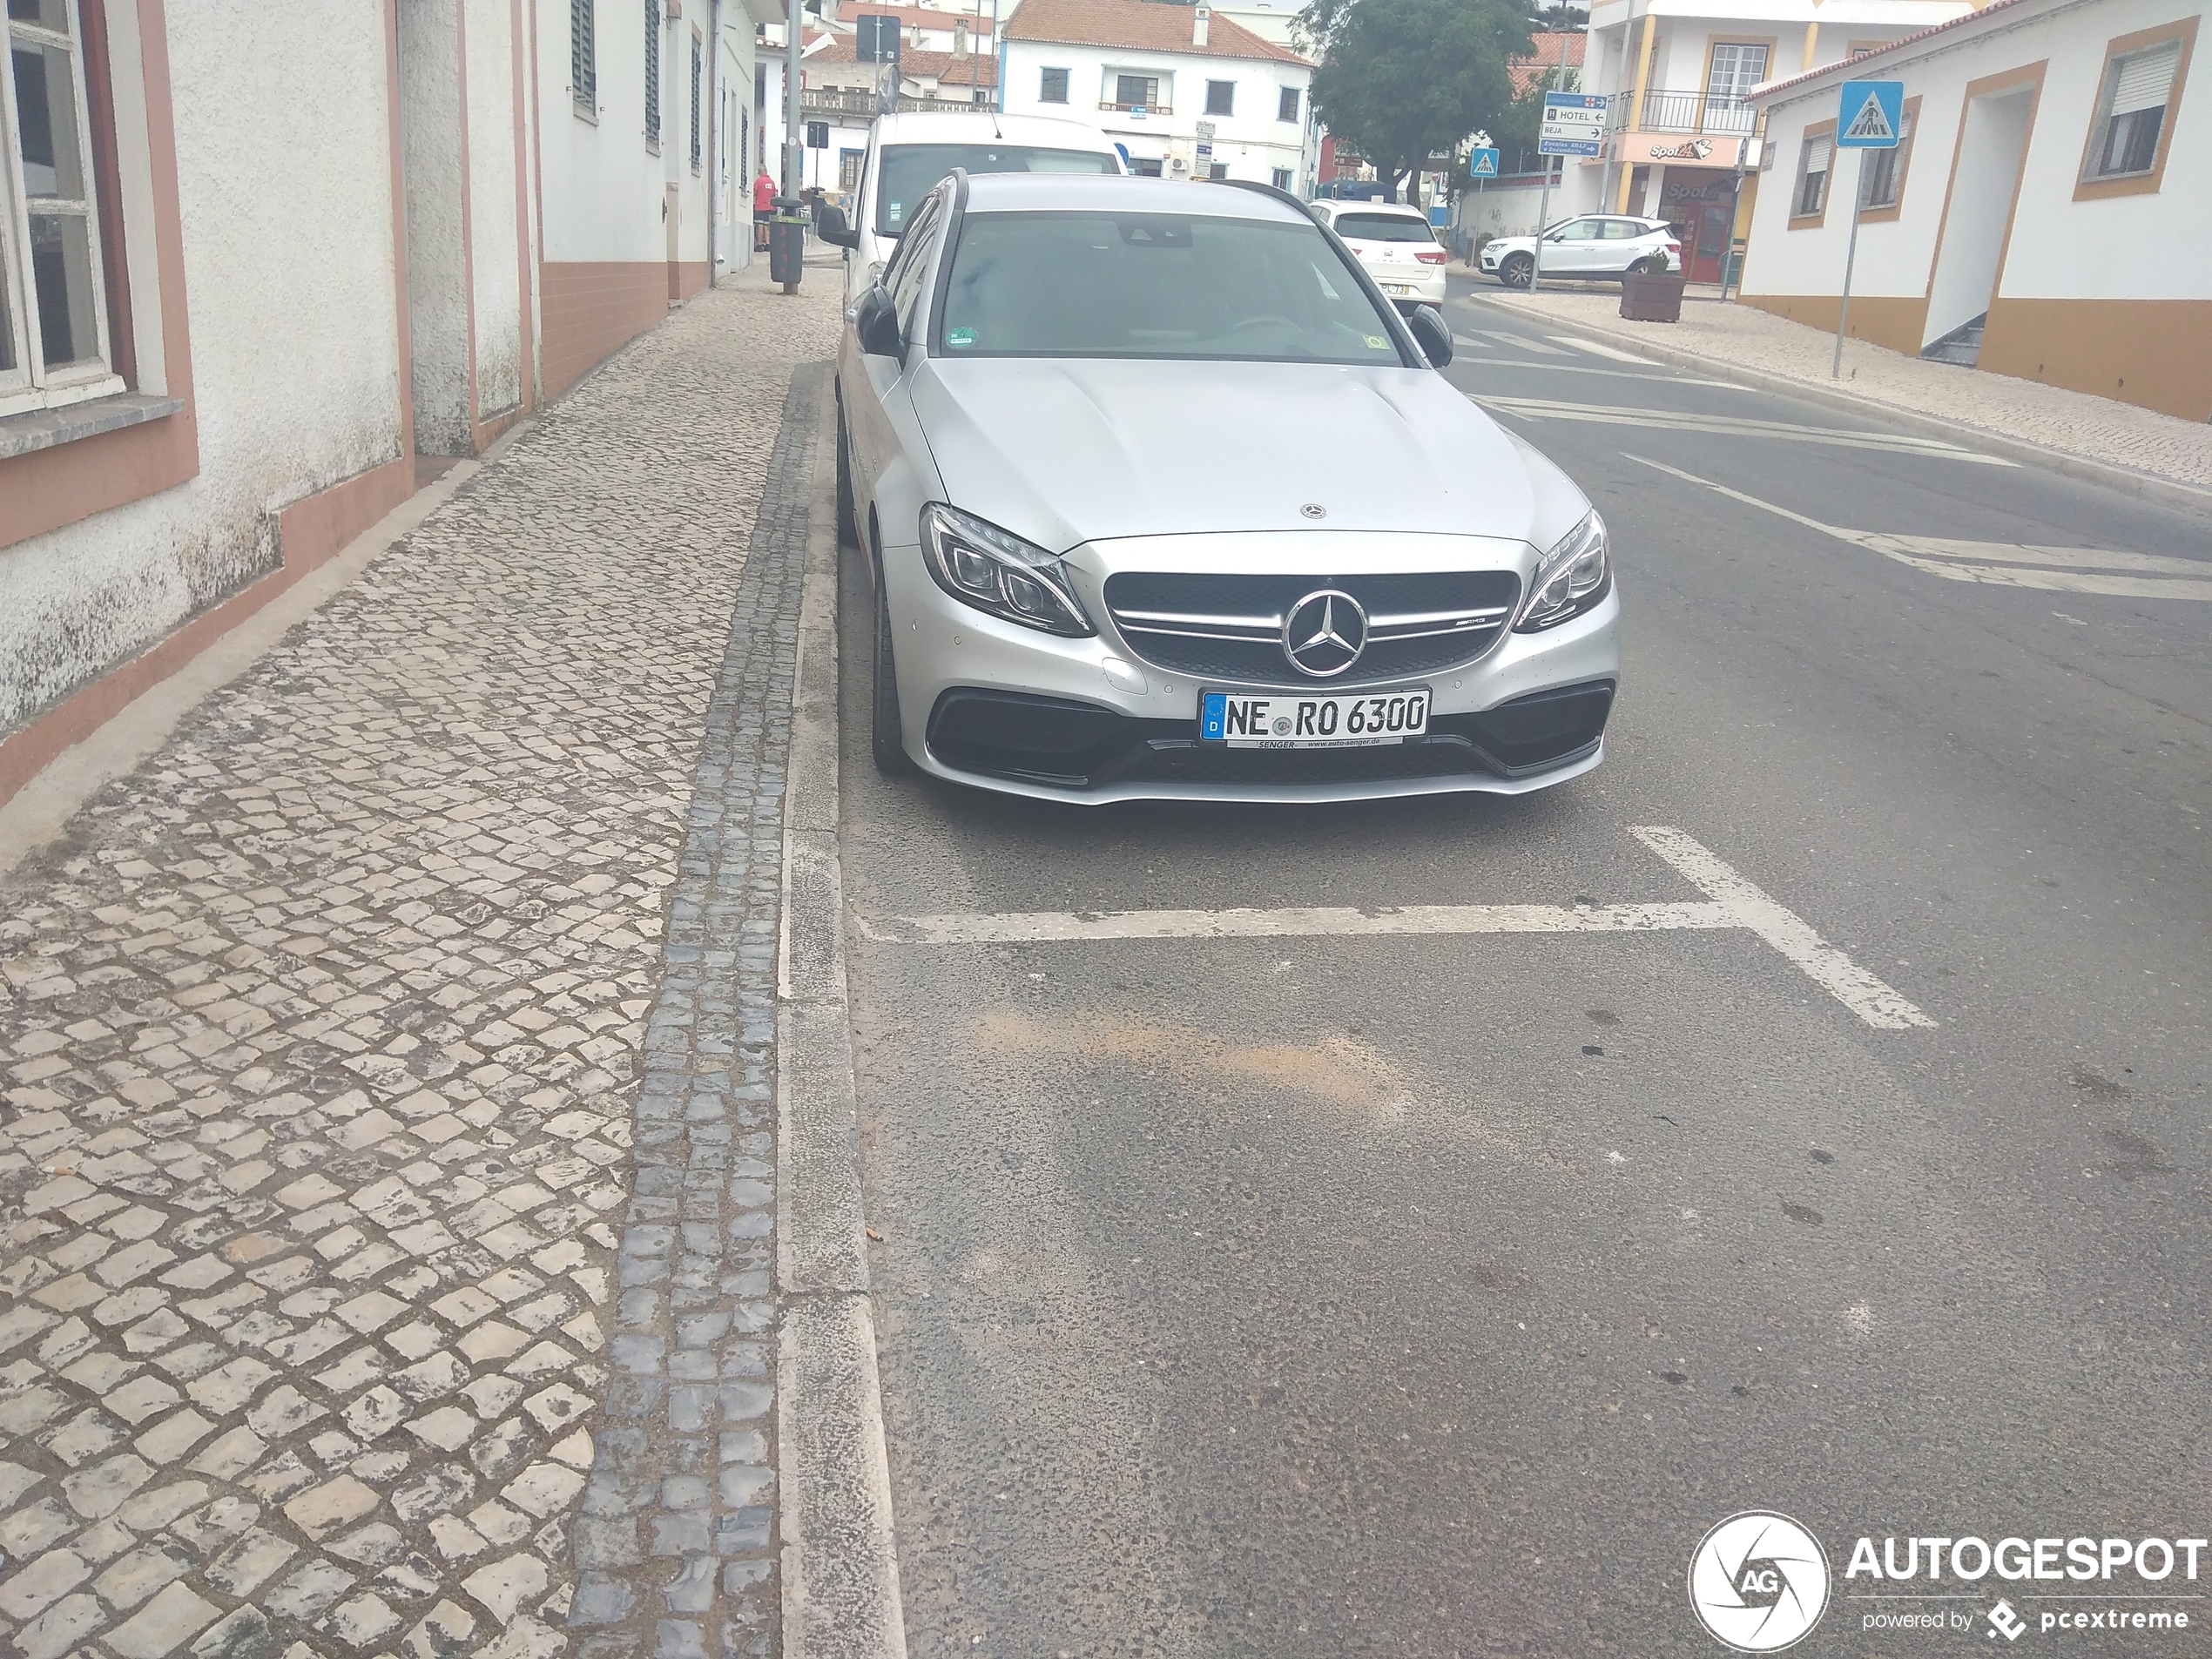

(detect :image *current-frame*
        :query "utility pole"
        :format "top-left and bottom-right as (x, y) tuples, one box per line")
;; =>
(1529, 33), (1568, 293)
(785, 0), (802, 199)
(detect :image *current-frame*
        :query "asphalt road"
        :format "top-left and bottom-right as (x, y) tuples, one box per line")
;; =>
(836, 283), (2212, 1656)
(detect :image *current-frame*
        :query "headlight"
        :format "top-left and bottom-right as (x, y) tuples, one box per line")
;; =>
(1514, 509), (1609, 632)
(919, 503), (1095, 637)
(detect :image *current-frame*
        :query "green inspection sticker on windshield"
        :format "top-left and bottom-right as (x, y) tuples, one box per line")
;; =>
(947, 327), (978, 349)
(1364, 334), (1390, 349)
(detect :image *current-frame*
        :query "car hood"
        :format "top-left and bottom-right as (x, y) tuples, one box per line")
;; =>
(909, 356), (1579, 551)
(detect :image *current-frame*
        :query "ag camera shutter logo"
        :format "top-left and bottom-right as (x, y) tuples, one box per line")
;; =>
(1689, 1512), (1831, 1651)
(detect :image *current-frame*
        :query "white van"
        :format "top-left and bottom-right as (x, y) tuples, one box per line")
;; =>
(819, 110), (1125, 300)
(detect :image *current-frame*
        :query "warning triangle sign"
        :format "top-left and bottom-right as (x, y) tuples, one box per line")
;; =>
(1472, 152), (1497, 175)
(1844, 94), (1894, 142)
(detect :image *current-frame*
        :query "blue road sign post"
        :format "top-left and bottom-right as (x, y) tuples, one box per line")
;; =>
(1531, 92), (1607, 292)
(1831, 80), (1905, 377)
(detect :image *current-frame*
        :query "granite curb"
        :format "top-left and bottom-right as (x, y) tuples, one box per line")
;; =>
(772, 387), (907, 1657)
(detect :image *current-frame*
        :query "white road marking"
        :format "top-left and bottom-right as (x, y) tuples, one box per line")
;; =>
(1550, 335), (1667, 365)
(1480, 398), (2014, 465)
(1464, 360), (1738, 388)
(1628, 827), (1936, 1030)
(858, 900), (1736, 944)
(1453, 334), (1491, 351)
(1629, 455), (2212, 602)
(860, 829), (1934, 1031)
(1474, 330), (1572, 355)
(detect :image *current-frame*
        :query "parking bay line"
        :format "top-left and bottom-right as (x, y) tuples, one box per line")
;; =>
(854, 826), (1935, 1031)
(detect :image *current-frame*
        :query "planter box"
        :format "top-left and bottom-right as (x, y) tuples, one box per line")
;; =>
(1620, 272), (1688, 323)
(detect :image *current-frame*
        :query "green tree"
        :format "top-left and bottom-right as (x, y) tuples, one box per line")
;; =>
(1302, 0), (1533, 203)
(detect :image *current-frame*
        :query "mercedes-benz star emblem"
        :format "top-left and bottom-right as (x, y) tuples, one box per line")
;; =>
(1282, 589), (1367, 678)
(1299, 503), (1327, 520)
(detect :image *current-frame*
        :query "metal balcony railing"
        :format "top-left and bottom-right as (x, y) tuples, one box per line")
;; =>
(1614, 87), (1758, 136)
(801, 86), (992, 117)
(1099, 99), (1173, 114)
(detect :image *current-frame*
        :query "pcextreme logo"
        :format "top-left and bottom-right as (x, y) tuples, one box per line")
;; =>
(1689, 1512), (1831, 1652)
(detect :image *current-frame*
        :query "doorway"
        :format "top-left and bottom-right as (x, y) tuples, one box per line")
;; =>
(1923, 81), (2035, 357)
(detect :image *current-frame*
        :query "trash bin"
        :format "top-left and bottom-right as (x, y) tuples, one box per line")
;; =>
(768, 196), (806, 292)
(1620, 271), (1688, 323)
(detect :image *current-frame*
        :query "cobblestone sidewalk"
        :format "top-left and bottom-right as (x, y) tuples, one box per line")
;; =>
(1474, 286), (2212, 494)
(0, 266), (839, 1659)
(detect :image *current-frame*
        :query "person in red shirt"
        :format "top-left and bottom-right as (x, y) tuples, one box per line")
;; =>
(753, 169), (777, 251)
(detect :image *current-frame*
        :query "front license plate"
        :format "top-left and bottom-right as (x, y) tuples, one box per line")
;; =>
(1200, 687), (1431, 748)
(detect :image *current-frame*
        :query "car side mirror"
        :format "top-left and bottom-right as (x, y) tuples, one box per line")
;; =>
(1406, 306), (1453, 368)
(818, 203), (857, 248)
(855, 284), (904, 359)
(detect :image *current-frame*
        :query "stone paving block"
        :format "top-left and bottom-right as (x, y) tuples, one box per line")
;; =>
(0, 266), (833, 1656)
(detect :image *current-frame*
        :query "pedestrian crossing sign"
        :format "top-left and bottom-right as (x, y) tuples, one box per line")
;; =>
(1469, 147), (1500, 177)
(1837, 79), (1905, 147)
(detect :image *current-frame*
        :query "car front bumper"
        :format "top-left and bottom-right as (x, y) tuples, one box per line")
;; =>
(881, 533), (1621, 805)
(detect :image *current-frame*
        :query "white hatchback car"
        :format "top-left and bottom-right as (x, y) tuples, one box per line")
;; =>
(1311, 199), (1449, 311)
(1480, 215), (1682, 287)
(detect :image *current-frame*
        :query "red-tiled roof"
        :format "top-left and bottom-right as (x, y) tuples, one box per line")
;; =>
(1750, 0), (2026, 100)
(812, 36), (1001, 83)
(1508, 30), (1585, 98)
(1004, 0), (1311, 65)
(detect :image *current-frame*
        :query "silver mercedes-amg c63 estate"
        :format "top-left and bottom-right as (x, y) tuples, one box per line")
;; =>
(833, 171), (1619, 804)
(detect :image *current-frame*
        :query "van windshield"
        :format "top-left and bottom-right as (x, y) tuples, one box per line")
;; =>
(875, 144), (1118, 236)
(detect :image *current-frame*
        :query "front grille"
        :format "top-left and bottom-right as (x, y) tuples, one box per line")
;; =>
(1103, 570), (1522, 686)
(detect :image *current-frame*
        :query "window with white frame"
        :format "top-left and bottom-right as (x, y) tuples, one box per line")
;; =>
(1858, 107), (1913, 207)
(572, 0), (597, 114)
(1278, 85), (1299, 122)
(644, 0), (661, 149)
(1111, 72), (1162, 110)
(690, 29), (702, 170)
(2, 0), (121, 416)
(1040, 66), (1069, 103)
(1792, 130), (1831, 216)
(1271, 165), (1291, 187)
(2085, 38), (2182, 179)
(1204, 79), (1234, 115)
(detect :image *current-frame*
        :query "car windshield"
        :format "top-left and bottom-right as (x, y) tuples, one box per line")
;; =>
(1332, 212), (1438, 244)
(875, 145), (1118, 236)
(937, 211), (1408, 366)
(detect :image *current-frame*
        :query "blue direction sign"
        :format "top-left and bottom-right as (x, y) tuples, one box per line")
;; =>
(1837, 79), (1905, 148)
(1467, 146), (1501, 177)
(1538, 92), (1608, 158)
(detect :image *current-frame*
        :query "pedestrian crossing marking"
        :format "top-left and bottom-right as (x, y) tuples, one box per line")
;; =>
(1843, 97), (1893, 142)
(1474, 395), (2014, 463)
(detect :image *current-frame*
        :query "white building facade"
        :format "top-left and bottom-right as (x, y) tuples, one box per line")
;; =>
(1000, 0), (1313, 188)
(1557, 0), (1973, 280)
(0, 0), (767, 811)
(1743, 0), (2206, 421)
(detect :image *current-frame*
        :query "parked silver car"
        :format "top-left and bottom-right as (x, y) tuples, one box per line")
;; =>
(835, 173), (1619, 803)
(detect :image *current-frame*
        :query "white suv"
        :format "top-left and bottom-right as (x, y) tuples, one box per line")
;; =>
(1311, 199), (1449, 311)
(1480, 215), (1682, 288)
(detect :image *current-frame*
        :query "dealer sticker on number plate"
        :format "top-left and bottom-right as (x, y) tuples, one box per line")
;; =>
(1200, 688), (1431, 748)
